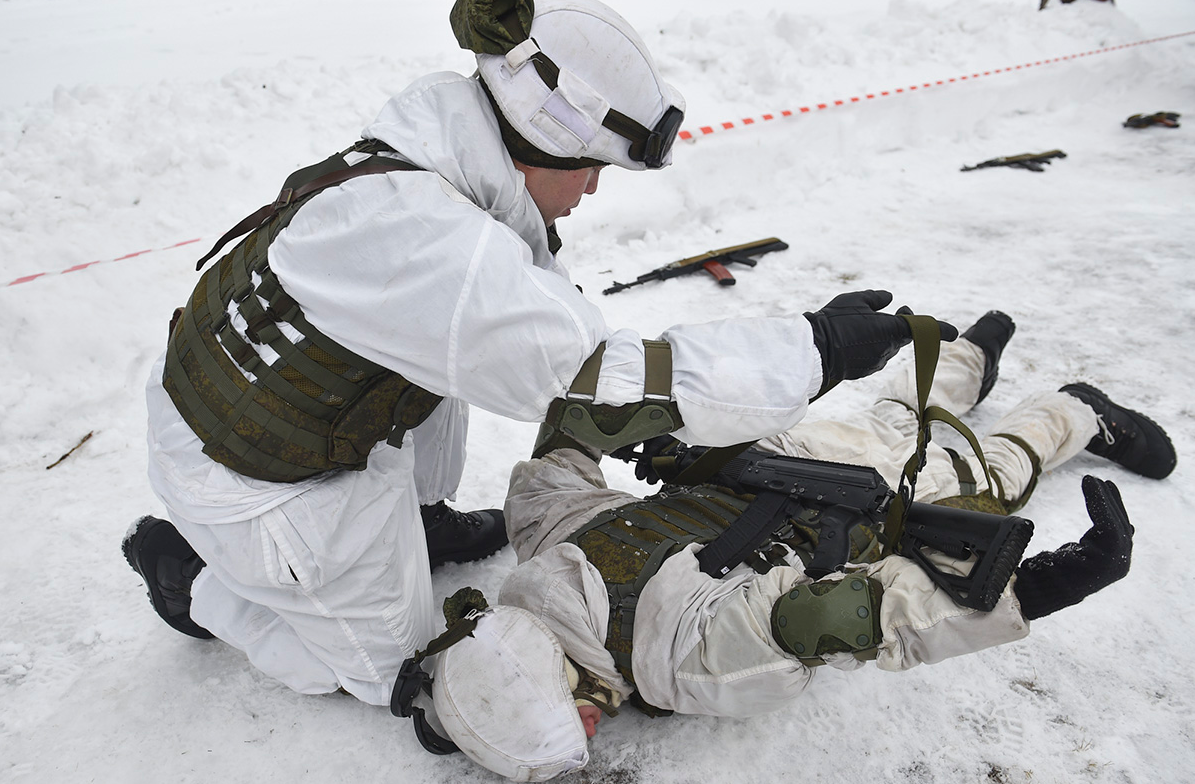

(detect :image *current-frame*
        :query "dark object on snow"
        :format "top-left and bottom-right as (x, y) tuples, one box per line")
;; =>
(46, 431), (94, 469)
(1123, 112), (1180, 129)
(961, 150), (1067, 173)
(1039, 0), (1114, 9)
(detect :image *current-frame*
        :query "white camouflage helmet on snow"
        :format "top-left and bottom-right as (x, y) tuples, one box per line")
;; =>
(432, 605), (589, 781)
(453, 0), (685, 170)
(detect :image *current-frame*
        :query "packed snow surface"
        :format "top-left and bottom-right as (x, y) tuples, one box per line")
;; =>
(2, 1), (1193, 782)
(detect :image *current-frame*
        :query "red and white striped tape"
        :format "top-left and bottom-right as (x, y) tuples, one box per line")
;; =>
(677, 30), (1195, 142)
(4, 30), (1192, 289)
(5, 238), (201, 287)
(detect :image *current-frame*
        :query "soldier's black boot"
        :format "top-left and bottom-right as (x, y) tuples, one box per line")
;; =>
(1060, 383), (1177, 479)
(122, 516), (214, 639)
(420, 502), (508, 570)
(962, 310), (1016, 405)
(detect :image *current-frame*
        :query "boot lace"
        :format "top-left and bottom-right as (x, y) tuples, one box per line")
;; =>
(427, 502), (484, 531)
(1094, 414), (1116, 446)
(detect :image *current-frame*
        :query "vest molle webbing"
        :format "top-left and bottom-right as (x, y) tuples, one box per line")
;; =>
(566, 487), (751, 689)
(163, 141), (444, 483)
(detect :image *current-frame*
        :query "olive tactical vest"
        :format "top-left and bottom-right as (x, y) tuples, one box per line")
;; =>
(565, 486), (752, 687)
(564, 482), (887, 718)
(163, 140), (445, 483)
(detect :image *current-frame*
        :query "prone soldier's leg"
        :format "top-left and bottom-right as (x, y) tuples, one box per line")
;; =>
(883, 326), (996, 430)
(954, 391), (1098, 508)
(756, 317), (1001, 496)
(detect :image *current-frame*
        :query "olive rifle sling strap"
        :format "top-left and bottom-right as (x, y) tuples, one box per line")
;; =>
(882, 314), (1001, 556)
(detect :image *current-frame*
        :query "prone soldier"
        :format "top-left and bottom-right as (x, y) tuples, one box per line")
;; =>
(396, 311), (1174, 779)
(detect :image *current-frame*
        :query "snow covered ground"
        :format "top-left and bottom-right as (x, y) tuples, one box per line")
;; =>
(2, 0), (1193, 782)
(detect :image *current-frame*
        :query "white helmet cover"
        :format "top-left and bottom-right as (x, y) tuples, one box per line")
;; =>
(433, 606), (589, 781)
(477, 0), (685, 170)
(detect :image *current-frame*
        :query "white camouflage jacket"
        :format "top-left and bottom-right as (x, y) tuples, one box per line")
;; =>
(148, 71), (822, 524)
(499, 449), (1030, 718)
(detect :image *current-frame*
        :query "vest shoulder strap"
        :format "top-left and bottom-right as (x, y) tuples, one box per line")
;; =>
(194, 139), (421, 271)
(164, 140), (440, 482)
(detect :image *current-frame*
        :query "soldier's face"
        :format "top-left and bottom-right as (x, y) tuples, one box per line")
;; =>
(515, 162), (604, 227)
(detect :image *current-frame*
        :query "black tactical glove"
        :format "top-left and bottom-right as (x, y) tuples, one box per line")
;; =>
(611, 436), (707, 485)
(804, 290), (959, 398)
(1013, 476), (1134, 621)
(630, 435), (682, 484)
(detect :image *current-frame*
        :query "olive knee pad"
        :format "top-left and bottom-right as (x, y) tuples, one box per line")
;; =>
(771, 575), (883, 666)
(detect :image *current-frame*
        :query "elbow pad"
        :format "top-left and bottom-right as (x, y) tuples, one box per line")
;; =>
(771, 575), (884, 667)
(534, 340), (682, 457)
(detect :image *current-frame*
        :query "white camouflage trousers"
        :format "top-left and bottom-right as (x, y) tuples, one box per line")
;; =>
(756, 338), (1098, 506)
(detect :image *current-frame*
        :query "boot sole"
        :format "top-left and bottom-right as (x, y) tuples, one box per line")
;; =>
(123, 516), (215, 639)
(429, 540), (507, 570)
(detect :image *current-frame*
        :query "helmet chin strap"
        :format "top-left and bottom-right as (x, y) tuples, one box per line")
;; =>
(390, 604), (490, 755)
(392, 657), (459, 755)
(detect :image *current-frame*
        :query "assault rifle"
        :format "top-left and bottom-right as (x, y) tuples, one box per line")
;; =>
(617, 446), (1034, 612)
(1123, 112), (1180, 129)
(602, 238), (788, 295)
(961, 149), (1067, 172)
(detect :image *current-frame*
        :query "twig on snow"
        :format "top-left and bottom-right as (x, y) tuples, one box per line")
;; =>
(46, 431), (94, 470)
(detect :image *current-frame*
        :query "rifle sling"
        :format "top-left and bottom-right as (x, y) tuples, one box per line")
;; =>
(671, 440), (754, 486)
(882, 316), (998, 556)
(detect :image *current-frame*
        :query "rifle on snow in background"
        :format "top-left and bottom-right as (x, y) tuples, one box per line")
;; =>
(602, 237), (789, 295)
(1123, 112), (1180, 129)
(961, 150), (1067, 172)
